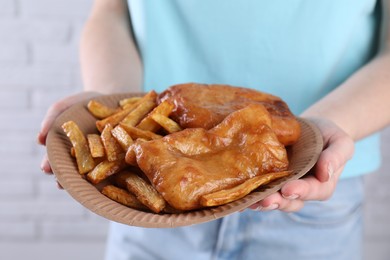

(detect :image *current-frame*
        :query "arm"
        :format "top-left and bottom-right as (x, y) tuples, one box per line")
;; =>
(301, 0), (390, 140)
(250, 0), (390, 212)
(81, 0), (142, 93)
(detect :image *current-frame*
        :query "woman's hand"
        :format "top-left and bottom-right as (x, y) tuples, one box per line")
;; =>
(249, 118), (355, 212)
(37, 91), (101, 179)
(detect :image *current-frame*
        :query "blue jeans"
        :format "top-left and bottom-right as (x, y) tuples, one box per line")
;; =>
(105, 177), (364, 260)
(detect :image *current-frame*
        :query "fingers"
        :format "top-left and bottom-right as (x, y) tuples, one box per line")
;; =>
(316, 135), (353, 183)
(249, 192), (305, 212)
(308, 119), (354, 183)
(247, 118), (355, 213)
(37, 91), (101, 146)
(38, 98), (76, 146)
(249, 167), (343, 212)
(37, 104), (64, 146)
(280, 174), (338, 201)
(40, 153), (53, 174)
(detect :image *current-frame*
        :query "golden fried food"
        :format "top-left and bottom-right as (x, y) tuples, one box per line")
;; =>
(87, 160), (126, 184)
(101, 124), (125, 162)
(200, 171), (291, 207)
(95, 90), (157, 132)
(87, 100), (120, 119)
(114, 171), (166, 213)
(137, 100), (175, 132)
(159, 83), (301, 146)
(111, 125), (134, 151)
(134, 104), (289, 211)
(62, 121), (95, 174)
(119, 123), (162, 140)
(87, 134), (105, 158)
(101, 185), (148, 211)
(150, 113), (182, 133)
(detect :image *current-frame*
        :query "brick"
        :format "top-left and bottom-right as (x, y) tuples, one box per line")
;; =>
(37, 177), (75, 200)
(0, 177), (35, 197)
(0, 131), (36, 155)
(0, 0), (16, 16)
(0, 221), (36, 240)
(0, 242), (106, 260)
(20, 0), (93, 18)
(0, 66), (74, 89)
(0, 19), (71, 44)
(0, 156), (43, 177)
(31, 88), (78, 110)
(0, 199), (86, 220)
(0, 43), (29, 65)
(32, 43), (79, 64)
(41, 220), (108, 241)
(0, 110), (44, 131)
(0, 89), (29, 109)
(70, 20), (86, 44)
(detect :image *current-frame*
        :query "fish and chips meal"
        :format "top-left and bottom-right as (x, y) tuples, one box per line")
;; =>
(62, 83), (301, 213)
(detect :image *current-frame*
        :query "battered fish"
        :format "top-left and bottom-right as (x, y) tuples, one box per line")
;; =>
(159, 83), (301, 146)
(134, 104), (289, 211)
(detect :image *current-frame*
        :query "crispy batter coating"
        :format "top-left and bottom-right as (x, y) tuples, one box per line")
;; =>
(135, 104), (289, 211)
(159, 83), (301, 146)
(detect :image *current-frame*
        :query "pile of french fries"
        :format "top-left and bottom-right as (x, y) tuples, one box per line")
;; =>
(62, 91), (183, 214)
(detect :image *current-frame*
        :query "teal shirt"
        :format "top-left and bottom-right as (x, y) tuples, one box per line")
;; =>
(128, 0), (382, 178)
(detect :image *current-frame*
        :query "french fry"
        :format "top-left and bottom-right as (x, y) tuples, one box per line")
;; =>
(101, 185), (148, 211)
(200, 171), (292, 207)
(137, 100), (175, 132)
(87, 100), (120, 119)
(150, 113), (182, 133)
(118, 171), (166, 213)
(95, 91), (158, 132)
(111, 125), (134, 151)
(120, 123), (162, 140)
(87, 160), (126, 184)
(119, 97), (142, 108)
(120, 100), (156, 127)
(62, 121), (95, 174)
(87, 134), (105, 158)
(95, 105), (136, 132)
(101, 124), (125, 162)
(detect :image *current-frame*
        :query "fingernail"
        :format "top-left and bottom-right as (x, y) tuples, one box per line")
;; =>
(257, 203), (279, 211)
(328, 164), (334, 180)
(283, 194), (299, 200)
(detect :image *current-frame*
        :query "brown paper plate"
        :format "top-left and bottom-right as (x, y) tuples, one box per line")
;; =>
(47, 93), (323, 228)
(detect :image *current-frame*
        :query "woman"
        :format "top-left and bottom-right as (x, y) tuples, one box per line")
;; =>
(38, 1), (390, 259)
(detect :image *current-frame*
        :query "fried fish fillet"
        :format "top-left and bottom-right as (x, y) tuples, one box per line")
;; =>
(134, 104), (289, 211)
(159, 83), (301, 146)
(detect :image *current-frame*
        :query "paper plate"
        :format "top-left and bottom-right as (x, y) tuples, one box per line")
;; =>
(47, 93), (323, 228)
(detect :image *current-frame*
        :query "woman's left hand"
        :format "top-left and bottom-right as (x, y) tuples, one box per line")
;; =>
(249, 118), (355, 212)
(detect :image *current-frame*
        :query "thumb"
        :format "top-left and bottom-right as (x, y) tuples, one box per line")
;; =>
(315, 123), (354, 182)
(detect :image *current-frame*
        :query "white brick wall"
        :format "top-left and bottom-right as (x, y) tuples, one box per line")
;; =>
(0, 1), (389, 260)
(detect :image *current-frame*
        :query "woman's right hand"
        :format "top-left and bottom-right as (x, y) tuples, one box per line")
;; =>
(37, 91), (101, 179)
